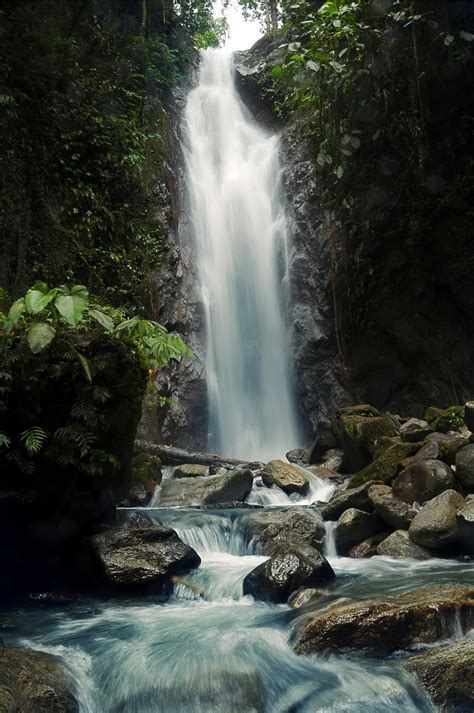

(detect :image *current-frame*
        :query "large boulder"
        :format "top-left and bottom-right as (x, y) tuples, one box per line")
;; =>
(91, 526), (201, 589)
(333, 405), (397, 472)
(347, 441), (420, 489)
(409, 490), (465, 549)
(368, 484), (416, 529)
(293, 584), (474, 655)
(260, 461), (309, 495)
(158, 469), (253, 507)
(242, 507), (326, 555)
(0, 643), (78, 712)
(376, 530), (431, 560)
(392, 459), (454, 505)
(405, 638), (474, 712)
(455, 444), (474, 491)
(243, 545), (335, 603)
(321, 480), (378, 521)
(335, 509), (381, 552)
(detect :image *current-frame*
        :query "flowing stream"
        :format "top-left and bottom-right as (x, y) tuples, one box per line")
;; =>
(1, 48), (473, 713)
(183, 49), (298, 461)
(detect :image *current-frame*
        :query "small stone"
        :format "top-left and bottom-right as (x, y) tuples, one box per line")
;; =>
(173, 464), (208, 478)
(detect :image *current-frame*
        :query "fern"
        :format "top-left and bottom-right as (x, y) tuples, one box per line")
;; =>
(0, 432), (11, 448)
(20, 426), (48, 454)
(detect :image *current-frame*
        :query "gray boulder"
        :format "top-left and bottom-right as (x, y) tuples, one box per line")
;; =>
(335, 508), (381, 552)
(405, 638), (474, 712)
(158, 469), (253, 507)
(409, 490), (465, 549)
(0, 643), (78, 712)
(400, 418), (432, 442)
(322, 480), (379, 521)
(92, 526), (201, 588)
(243, 544), (335, 603)
(173, 464), (209, 478)
(376, 530), (431, 560)
(242, 507), (326, 555)
(368, 483), (416, 529)
(261, 460), (309, 495)
(455, 444), (474, 491)
(393, 459), (454, 504)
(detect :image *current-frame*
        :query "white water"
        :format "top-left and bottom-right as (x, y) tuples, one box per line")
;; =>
(183, 48), (298, 461)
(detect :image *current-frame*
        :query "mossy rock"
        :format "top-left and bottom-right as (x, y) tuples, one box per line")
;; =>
(334, 406), (397, 472)
(424, 406), (444, 424)
(432, 406), (465, 434)
(347, 441), (421, 489)
(131, 453), (162, 486)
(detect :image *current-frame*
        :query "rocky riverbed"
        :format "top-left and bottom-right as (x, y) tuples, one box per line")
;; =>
(1, 401), (473, 711)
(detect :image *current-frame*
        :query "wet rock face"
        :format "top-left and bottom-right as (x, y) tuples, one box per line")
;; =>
(261, 460), (309, 495)
(243, 544), (335, 603)
(242, 507), (326, 555)
(405, 638), (474, 712)
(158, 469), (253, 507)
(0, 643), (78, 712)
(335, 508), (381, 553)
(322, 480), (379, 521)
(368, 484), (416, 530)
(91, 526), (201, 589)
(293, 584), (474, 655)
(333, 406), (397, 472)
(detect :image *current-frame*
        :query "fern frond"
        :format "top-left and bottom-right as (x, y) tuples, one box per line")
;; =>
(20, 426), (48, 455)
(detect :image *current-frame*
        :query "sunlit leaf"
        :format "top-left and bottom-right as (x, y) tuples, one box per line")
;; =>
(54, 285), (89, 327)
(27, 322), (56, 353)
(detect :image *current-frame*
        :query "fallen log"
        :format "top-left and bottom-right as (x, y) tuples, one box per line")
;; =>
(134, 440), (263, 471)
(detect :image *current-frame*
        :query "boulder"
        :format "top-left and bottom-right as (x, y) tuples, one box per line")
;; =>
(243, 545), (335, 603)
(409, 490), (465, 549)
(455, 444), (474, 491)
(0, 643), (78, 712)
(307, 429), (337, 464)
(376, 530), (431, 560)
(347, 441), (420, 489)
(305, 465), (343, 482)
(432, 406), (465, 433)
(333, 405), (397, 472)
(424, 406), (444, 424)
(288, 588), (325, 608)
(368, 484), (416, 529)
(260, 460), (309, 495)
(286, 448), (309, 465)
(293, 584), (474, 655)
(322, 480), (378, 520)
(335, 508), (381, 552)
(348, 533), (388, 558)
(400, 418), (432, 442)
(405, 638), (474, 712)
(321, 449), (344, 472)
(242, 507), (326, 554)
(457, 499), (474, 553)
(432, 435), (469, 465)
(91, 526), (201, 589)
(173, 464), (209, 478)
(158, 469), (253, 507)
(392, 459), (454, 505)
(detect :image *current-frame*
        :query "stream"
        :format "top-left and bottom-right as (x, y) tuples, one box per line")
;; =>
(1, 475), (473, 712)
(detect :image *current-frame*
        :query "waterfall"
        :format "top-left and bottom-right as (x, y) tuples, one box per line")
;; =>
(183, 48), (298, 462)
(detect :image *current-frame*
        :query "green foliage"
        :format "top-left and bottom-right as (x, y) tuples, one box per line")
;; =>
(195, 16), (230, 48)
(0, 283), (190, 480)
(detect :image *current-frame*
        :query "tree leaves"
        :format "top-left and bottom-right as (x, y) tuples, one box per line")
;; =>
(27, 322), (56, 353)
(55, 285), (89, 327)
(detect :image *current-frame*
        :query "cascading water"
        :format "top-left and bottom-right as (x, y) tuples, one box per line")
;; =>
(183, 49), (298, 461)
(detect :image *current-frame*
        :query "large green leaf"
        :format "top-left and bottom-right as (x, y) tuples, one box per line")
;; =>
(27, 322), (56, 353)
(54, 285), (89, 327)
(25, 283), (57, 315)
(90, 308), (115, 332)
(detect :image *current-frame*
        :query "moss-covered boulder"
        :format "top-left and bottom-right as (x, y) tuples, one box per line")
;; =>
(432, 406), (465, 433)
(347, 441), (420, 489)
(405, 638), (474, 712)
(332, 405), (397, 472)
(127, 453), (162, 506)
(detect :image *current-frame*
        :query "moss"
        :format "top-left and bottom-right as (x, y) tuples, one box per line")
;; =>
(433, 406), (465, 434)
(335, 409), (397, 472)
(424, 406), (444, 424)
(348, 441), (421, 489)
(131, 453), (162, 486)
